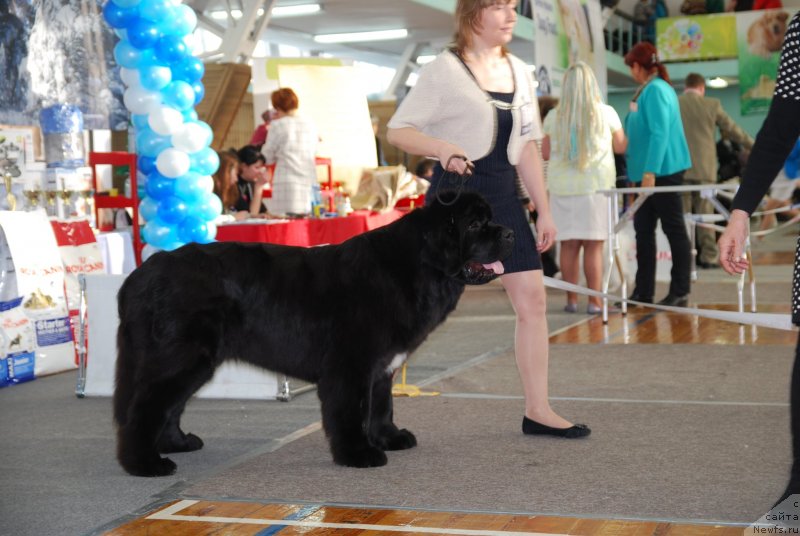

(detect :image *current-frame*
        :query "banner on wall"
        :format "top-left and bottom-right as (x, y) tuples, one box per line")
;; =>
(656, 14), (737, 61)
(737, 8), (794, 115)
(532, 0), (607, 97)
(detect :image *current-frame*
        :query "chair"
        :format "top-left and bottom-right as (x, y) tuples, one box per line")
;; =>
(88, 152), (142, 266)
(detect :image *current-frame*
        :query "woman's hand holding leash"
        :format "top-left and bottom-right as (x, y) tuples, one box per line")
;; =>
(719, 209), (750, 275)
(534, 212), (557, 253)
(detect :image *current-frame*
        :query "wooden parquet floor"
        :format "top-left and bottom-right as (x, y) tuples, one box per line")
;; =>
(104, 499), (748, 535)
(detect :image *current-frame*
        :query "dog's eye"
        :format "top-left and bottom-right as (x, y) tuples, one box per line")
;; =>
(468, 221), (482, 231)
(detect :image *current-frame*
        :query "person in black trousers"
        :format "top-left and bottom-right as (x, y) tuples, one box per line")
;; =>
(718, 11), (800, 506)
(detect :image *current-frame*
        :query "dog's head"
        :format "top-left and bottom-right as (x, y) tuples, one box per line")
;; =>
(421, 191), (514, 285)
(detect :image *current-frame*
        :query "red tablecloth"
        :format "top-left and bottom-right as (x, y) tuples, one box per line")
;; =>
(215, 209), (407, 247)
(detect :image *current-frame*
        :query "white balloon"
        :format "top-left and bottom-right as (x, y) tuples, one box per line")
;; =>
(199, 175), (214, 194)
(123, 87), (162, 115)
(156, 148), (190, 178)
(172, 122), (212, 153)
(119, 67), (140, 87)
(148, 106), (185, 136)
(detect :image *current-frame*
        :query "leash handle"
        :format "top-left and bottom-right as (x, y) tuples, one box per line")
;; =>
(435, 154), (474, 206)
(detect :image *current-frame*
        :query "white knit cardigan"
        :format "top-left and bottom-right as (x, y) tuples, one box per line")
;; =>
(387, 50), (543, 165)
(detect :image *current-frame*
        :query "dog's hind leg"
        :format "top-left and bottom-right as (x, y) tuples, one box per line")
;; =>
(318, 373), (388, 468)
(117, 364), (213, 477)
(156, 368), (213, 454)
(368, 372), (417, 451)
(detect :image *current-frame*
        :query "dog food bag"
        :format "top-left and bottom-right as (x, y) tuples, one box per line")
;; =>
(0, 210), (75, 385)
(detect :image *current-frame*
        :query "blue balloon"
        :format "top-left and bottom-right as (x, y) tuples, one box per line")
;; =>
(157, 195), (189, 224)
(103, 1), (137, 29)
(114, 0), (141, 7)
(113, 40), (141, 69)
(138, 154), (156, 174)
(145, 171), (176, 200)
(143, 218), (179, 249)
(786, 160), (799, 179)
(136, 49), (164, 70)
(181, 109), (198, 122)
(139, 65), (172, 91)
(161, 80), (195, 111)
(154, 35), (189, 65)
(136, 128), (171, 157)
(138, 196), (159, 221)
(178, 216), (209, 243)
(172, 57), (204, 84)
(191, 82), (205, 105)
(173, 172), (207, 203)
(190, 147), (220, 176)
(127, 18), (162, 50)
(136, 172), (148, 198)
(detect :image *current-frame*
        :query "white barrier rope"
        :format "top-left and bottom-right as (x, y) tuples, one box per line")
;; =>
(695, 213), (800, 237)
(543, 276), (796, 331)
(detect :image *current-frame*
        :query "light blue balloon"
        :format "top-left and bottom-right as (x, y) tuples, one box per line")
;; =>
(114, 0), (141, 7)
(154, 35), (189, 64)
(164, 4), (198, 37)
(138, 196), (159, 221)
(131, 114), (149, 130)
(158, 195), (189, 224)
(162, 80), (195, 111)
(139, 0), (172, 21)
(136, 49), (163, 70)
(173, 172), (206, 203)
(143, 218), (179, 249)
(190, 147), (219, 176)
(181, 109), (198, 122)
(196, 192), (222, 221)
(136, 127), (171, 157)
(172, 56), (204, 84)
(139, 65), (172, 91)
(191, 82), (205, 105)
(113, 40), (141, 69)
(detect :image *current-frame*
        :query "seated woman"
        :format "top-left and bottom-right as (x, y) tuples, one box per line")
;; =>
(213, 146), (270, 220)
(262, 88), (319, 216)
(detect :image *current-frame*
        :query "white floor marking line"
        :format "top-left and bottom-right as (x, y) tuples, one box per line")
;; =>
(146, 499), (564, 536)
(441, 393), (789, 407)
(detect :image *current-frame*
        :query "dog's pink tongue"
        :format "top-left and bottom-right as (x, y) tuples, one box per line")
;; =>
(482, 261), (505, 275)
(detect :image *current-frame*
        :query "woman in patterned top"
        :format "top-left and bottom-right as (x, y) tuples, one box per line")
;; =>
(262, 88), (319, 216)
(718, 10), (800, 505)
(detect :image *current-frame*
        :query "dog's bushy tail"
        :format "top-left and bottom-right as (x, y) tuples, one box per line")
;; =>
(113, 277), (142, 428)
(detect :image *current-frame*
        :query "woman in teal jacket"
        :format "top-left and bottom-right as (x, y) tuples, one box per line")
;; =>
(623, 42), (692, 307)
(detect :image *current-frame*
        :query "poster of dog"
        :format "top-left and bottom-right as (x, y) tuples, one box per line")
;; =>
(738, 9), (791, 115)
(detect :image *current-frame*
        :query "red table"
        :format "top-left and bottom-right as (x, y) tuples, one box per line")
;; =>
(215, 209), (407, 247)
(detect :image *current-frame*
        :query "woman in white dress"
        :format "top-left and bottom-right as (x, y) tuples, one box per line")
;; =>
(262, 88), (318, 216)
(542, 62), (626, 314)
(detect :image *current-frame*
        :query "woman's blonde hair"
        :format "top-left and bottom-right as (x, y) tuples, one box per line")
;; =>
(453, 0), (513, 56)
(552, 62), (606, 170)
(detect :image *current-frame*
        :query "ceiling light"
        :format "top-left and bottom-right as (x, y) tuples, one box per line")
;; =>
(416, 55), (436, 64)
(272, 3), (321, 17)
(707, 77), (728, 89)
(313, 28), (408, 44)
(209, 9), (242, 20)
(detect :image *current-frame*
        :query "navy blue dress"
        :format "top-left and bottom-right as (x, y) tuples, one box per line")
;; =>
(426, 90), (541, 273)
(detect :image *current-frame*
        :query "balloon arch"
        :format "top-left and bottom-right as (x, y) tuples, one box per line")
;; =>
(102, 0), (221, 253)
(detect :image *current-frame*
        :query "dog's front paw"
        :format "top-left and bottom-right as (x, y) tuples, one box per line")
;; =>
(333, 445), (388, 468)
(376, 428), (417, 451)
(158, 432), (204, 454)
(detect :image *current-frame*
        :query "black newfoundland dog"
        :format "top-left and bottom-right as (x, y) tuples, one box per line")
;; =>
(114, 192), (514, 476)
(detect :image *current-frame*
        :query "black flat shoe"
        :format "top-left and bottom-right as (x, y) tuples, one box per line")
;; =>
(522, 416), (591, 438)
(657, 294), (689, 307)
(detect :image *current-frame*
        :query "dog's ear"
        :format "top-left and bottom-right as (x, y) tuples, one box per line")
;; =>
(420, 218), (463, 276)
(778, 11), (789, 22)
